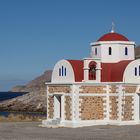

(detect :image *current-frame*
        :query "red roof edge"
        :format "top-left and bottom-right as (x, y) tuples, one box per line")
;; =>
(97, 32), (129, 41)
(67, 60), (84, 82)
(101, 60), (132, 82)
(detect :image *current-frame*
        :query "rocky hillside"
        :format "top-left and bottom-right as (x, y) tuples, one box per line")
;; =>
(11, 70), (52, 93)
(0, 70), (52, 113)
(135, 45), (140, 59)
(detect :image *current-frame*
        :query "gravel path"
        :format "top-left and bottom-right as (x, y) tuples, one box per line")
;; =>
(0, 122), (140, 140)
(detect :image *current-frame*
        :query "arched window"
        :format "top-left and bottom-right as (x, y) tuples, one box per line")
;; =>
(139, 66), (140, 76)
(135, 67), (137, 76)
(65, 68), (66, 76)
(125, 47), (128, 55)
(109, 47), (112, 55)
(95, 48), (97, 55)
(59, 66), (66, 76)
(59, 68), (61, 76)
(89, 61), (96, 80)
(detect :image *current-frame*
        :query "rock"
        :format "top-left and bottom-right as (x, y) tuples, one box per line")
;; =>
(0, 70), (52, 113)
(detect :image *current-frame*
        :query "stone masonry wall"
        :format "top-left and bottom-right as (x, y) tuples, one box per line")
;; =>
(109, 96), (118, 120)
(80, 86), (106, 94)
(65, 96), (72, 120)
(123, 86), (137, 93)
(109, 85), (118, 93)
(48, 96), (54, 119)
(122, 96), (134, 121)
(48, 86), (71, 93)
(79, 96), (106, 120)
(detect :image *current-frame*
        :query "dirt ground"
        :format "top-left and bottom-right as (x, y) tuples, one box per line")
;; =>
(0, 121), (140, 140)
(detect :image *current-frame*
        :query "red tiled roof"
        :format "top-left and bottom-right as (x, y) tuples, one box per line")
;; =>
(68, 60), (84, 82)
(101, 60), (132, 82)
(68, 60), (131, 82)
(98, 32), (129, 41)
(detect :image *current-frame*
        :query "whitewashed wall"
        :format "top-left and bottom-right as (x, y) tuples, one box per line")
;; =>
(91, 41), (135, 63)
(51, 59), (75, 83)
(123, 59), (140, 83)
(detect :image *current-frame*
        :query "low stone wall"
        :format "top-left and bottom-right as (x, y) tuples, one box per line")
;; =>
(79, 96), (106, 120)
(65, 96), (72, 120)
(48, 86), (71, 93)
(109, 96), (118, 120)
(48, 96), (54, 119)
(122, 96), (134, 121)
(79, 86), (106, 94)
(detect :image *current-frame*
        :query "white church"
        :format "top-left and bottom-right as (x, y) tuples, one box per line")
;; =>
(42, 25), (140, 127)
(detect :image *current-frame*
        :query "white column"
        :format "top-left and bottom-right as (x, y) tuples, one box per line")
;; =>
(71, 85), (76, 122)
(96, 62), (101, 82)
(83, 59), (89, 81)
(75, 85), (80, 121)
(61, 95), (65, 122)
(134, 93), (139, 122)
(118, 85), (123, 122)
(46, 85), (49, 120)
(106, 85), (110, 122)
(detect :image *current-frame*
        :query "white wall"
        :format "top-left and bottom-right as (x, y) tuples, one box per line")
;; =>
(91, 45), (101, 59)
(51, 59), (75, 83)
(123, 59), (140, 83)
(91, 41), (135, 63)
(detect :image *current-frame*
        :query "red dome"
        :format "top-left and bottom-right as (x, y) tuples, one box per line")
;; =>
(97, 32), (129, 41)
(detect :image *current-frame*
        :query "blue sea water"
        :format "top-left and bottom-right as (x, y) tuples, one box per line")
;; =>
(0, 111), (46, 117)
(0, 92), (27, 101)
(0, 92), (46, 117)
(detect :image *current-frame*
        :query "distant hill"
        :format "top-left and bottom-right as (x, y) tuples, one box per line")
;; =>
(135, 45), (140, 59)
(10, 70), (52, 93)
(0, 70), (52, 113)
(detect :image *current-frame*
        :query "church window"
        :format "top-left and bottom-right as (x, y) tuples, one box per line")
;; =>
(59, 66), (66, 76)
(95, 48), (97, 55)
(139, 66), (140, 76)
(125, 47), (128, 55)
(109, 47), (112, 55)
(62, 66), (64, 76)
(135, 67), (137, 76)
(59, 68), (61, 76)
(65, 68), (66, 76)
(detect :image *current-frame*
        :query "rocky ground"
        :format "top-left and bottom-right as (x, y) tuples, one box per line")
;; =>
(0, 70), (52, 113)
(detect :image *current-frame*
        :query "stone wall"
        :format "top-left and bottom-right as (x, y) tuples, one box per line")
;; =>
(122, 96), (134, 121)
(123, 86), (136, 93)
(80, 86), (106, 94)
(109, 85), (118, 93)
(65, 96), (72, 120)
(79, 96), (106, 120)
(48, 86), (71, 93)
(48, 96), (54, 119)
(109, 96), (118, 120)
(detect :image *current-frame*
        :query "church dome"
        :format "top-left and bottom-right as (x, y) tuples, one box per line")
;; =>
(97, 32), (129, 41)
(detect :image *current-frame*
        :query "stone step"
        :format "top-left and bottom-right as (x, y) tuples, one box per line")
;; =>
(47, 118), (61, 125)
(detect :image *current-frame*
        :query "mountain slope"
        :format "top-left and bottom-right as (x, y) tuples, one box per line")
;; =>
(0, 70), (52, 113)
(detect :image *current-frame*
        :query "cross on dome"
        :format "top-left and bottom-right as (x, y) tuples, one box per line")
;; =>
(111, 22), (115, 33)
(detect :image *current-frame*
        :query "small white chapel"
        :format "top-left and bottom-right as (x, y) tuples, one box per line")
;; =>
(42, 25), (140, 127)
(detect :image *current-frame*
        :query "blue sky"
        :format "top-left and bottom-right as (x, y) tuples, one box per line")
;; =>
(0, 0), (140, 90)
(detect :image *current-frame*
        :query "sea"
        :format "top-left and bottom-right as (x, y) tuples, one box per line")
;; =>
(0, 91), (27, 101)
(0, 92), (46, 117)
